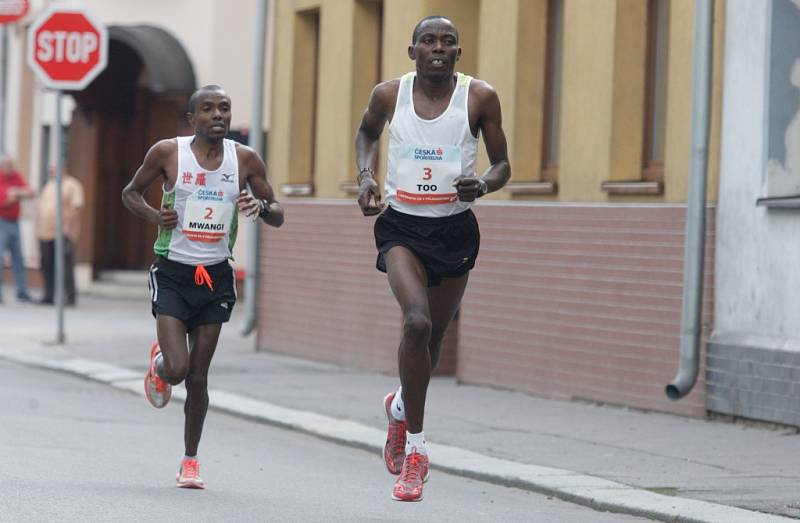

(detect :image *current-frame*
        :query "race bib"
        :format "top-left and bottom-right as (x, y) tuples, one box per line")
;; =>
(395, 144), (461, 204)
(182, 189), (233, 243)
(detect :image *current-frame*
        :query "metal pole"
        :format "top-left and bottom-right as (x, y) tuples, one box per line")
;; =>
(54, 90), (65, 344)
(0, 25), (7, 154)
(240, 0), (268, 337)
(666, 0), (713, 400)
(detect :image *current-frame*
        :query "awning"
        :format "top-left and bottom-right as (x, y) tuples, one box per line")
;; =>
(108, 25), (196, 94)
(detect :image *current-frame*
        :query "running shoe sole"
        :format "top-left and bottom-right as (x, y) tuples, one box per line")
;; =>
(176, 475), (205, 489)
(392, 492), (423, 502)
(144, 342), (171, 408)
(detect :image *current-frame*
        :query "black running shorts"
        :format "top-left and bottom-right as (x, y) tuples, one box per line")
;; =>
(374, 206), (480, 287)
(148, 256), (236, 330)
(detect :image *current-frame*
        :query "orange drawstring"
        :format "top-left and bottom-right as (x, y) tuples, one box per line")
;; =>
(194, 264), (214, 291)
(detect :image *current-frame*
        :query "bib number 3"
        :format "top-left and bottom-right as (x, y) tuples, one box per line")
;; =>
(396, 145), (461, 204)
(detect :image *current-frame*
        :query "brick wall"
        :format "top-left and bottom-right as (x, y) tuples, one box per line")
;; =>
(257, 201), (403, 373)
(257, 201), (715, 417)
(706, 342), (800, 427)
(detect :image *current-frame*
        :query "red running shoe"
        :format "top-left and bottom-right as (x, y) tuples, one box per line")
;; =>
(144, 342), (171, 408)
(383, 391), (406, 475)
(392, 450), (430, 501)
(176, 458), (205, 489)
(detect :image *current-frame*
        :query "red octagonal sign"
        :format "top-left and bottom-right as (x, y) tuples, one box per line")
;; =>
(0, 0), (29, 25)
(27, 5), (107, 91)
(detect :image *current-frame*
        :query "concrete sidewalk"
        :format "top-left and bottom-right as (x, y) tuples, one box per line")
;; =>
(1, 292), (799, 522)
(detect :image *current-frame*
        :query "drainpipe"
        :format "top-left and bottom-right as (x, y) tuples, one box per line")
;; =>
(0, 25), (7, 154)
(666, 0), (713, 400)
(240, 0), (268, 337)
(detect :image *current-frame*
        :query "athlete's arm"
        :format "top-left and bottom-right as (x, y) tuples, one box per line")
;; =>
(355, 80), (397, 216)
(235, 145), (284, 228)
(454, 81), (511, 202)
(122, 140), (178, 229)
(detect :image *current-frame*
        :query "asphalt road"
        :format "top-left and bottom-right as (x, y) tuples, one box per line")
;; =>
(0, 359), (651, 522)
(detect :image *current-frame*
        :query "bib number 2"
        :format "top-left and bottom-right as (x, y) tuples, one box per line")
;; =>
(183, 198), (233, 243)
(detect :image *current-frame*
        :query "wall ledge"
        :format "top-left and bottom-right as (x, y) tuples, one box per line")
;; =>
(504, 181), (558, 195)
(281, 183), (314, 197)
(756, 195), (800, 208)
(601, 180), (664, 195)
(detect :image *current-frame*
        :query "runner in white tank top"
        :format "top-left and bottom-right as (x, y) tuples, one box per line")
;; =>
(122, 85), (284, 489)
(154, 135), (240, 265)
(385, 71), (478, 217)
(355, 16), (511, 502)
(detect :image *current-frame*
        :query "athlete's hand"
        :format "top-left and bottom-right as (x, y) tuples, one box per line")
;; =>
(157, 205), (178, 229)
(453, 175), (482, 202)
(357, 176), (384, 216)
(237, 190), (261, 220)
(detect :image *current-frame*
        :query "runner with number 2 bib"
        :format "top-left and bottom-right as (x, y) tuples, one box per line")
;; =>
(122, 85), (284, 489)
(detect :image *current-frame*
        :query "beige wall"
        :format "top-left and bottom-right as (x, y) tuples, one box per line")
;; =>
(558, 0), (616, 200)
(270, 0), (724, 203)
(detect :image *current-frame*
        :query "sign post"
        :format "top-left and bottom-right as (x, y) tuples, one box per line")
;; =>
(27, 5), (107, 343)
(0, 0), (29, 154)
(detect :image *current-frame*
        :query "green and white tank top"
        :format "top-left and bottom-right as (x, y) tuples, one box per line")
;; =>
(153, 136), (239, 265)
(385, 72), (479, 217)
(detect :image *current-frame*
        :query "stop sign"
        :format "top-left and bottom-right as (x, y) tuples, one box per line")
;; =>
(27, 5), (107, 90)
(0, 0), (28, 24)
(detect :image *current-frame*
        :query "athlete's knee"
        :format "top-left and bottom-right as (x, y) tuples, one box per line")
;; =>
(402, 311), (432, 343)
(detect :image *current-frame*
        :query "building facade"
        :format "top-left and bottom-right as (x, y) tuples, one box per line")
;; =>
(258, 0), (725, 418)
(1, 0), (272, 286)
(709, 0), (800, 426)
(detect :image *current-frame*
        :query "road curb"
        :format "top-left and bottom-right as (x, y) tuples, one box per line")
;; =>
(0, 345), (791, 523)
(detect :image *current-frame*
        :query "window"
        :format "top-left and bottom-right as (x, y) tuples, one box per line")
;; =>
(284, 8), (320, 197)
(505, 0), (561, 196)
(541, 0), (564, 184)
(758, 0), (800, 206)
(343, 0), (383, 195)
(601, 0), (667, 195)
(642, 0), (669, 182)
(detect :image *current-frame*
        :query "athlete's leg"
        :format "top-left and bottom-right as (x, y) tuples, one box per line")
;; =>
(427, 273), (469, 371)
(155, 315), (190, 384)
(384, 246), (431, 435)
(183, 323), (222, 457)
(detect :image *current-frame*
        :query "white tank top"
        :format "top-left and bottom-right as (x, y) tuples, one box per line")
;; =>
(385, 72), (479, 217)
(153, 136), (240, 265)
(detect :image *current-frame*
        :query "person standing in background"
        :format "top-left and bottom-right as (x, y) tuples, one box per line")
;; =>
(0, 155), (34, 303)
(36, 166), (85, 305)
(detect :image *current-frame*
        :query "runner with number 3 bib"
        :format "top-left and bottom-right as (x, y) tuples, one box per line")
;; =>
(355, 16), (511, 501)
(122, 85), (284, 489)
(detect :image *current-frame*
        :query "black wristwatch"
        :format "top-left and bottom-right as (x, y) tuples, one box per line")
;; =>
(477, 178), (488, 198)
(258, 199), (271, 218)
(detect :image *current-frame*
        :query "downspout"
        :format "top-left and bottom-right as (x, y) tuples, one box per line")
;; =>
(666, 0), (713, 400)
(240, 0), (268, 336)
(0, 25), (7, 153)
